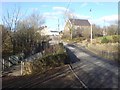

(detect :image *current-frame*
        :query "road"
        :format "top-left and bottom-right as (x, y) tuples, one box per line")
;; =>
(65, 43), (119, 88)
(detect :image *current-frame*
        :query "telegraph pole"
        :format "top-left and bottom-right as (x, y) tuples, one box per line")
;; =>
(58, 18), (60, 43)
(103, 19), (106, 36)
(58, 19), (59, 31)
(90, 9), (93, 44)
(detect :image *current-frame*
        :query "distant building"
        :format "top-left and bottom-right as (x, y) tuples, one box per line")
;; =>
(36, 26), (61, 44)
(64, 18), (91, 38)
(37, 26), (60, 36)
(37, 26), (51, 36)
(50, 31), (59, 36)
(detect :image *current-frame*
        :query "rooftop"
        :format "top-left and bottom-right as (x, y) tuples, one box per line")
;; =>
(69, 19), (90, 26)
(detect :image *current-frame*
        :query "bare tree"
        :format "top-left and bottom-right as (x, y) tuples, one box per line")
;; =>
(14, 11), (45, 56)
(2, 26), (13, 58)
(2, 6), (22, 55)
(2, 5), (46, 56)
(106, 25), (117, 35)
(26, 11), (45, 29)
(63, 10), (76, 39)
(92, 24), (103, 38)
(2, 6), (21, 31)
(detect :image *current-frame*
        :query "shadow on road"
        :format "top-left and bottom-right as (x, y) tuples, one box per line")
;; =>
(65, 46), (80, 64)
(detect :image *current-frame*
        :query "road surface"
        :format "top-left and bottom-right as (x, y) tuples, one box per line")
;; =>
(65, 43), (119, 88)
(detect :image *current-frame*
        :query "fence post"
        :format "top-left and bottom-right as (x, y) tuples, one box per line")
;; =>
(9, 62), (11, 67)
(21, 61), (23, 75)
(2, 59), (4, 70)
(101, 51), (102, 56)
(108, 51), (109, 59)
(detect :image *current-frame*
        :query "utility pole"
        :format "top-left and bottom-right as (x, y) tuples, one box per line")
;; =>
(90, 9), (93, 44)
(103, 19), (106, 36)
(58, 19), (59, 31)
(58, 18), (60, 43)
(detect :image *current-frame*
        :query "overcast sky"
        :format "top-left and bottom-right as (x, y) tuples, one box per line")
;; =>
(1, 1), (118, 31)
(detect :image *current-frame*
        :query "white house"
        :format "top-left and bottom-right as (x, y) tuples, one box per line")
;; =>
(36, 26), (52, 36)
(50, 31), (59, 36)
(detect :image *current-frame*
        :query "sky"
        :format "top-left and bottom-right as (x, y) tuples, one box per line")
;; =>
(1, 2), (118, 31)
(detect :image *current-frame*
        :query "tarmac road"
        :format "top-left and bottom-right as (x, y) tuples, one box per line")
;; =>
(65, 43), (119, 88)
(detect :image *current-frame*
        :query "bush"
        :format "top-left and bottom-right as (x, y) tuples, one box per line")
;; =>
(23, 43), (70, 75)
(112, 36), (119, 43)
(26, 53), (68, 74)
(101, 37), (109, 43)
(59, 43), (63, 47)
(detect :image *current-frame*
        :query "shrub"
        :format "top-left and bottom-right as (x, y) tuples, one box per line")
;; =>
(25, 53), (68, 74)
(112, 36), (119, 43)
(59, 43), (63, 47)
(101, 37), (109, 43)
(23, 43), (70, 75)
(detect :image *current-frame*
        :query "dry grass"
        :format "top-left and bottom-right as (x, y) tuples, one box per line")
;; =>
(79, 39), (119, 61)
(88, 43), (118, 52)
(80, 36), (119, 52)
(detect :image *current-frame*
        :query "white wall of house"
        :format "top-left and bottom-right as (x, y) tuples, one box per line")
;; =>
(37, 27), (52, 36)
(50, 31), (59, 36)
(41, 27), (51, 36)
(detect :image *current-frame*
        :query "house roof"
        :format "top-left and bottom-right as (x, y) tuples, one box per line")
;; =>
(69, 19), (90, 26)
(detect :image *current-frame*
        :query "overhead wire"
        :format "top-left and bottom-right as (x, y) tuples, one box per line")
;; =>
(61, 0), (72, 31)
(64, 0), (71, 22)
